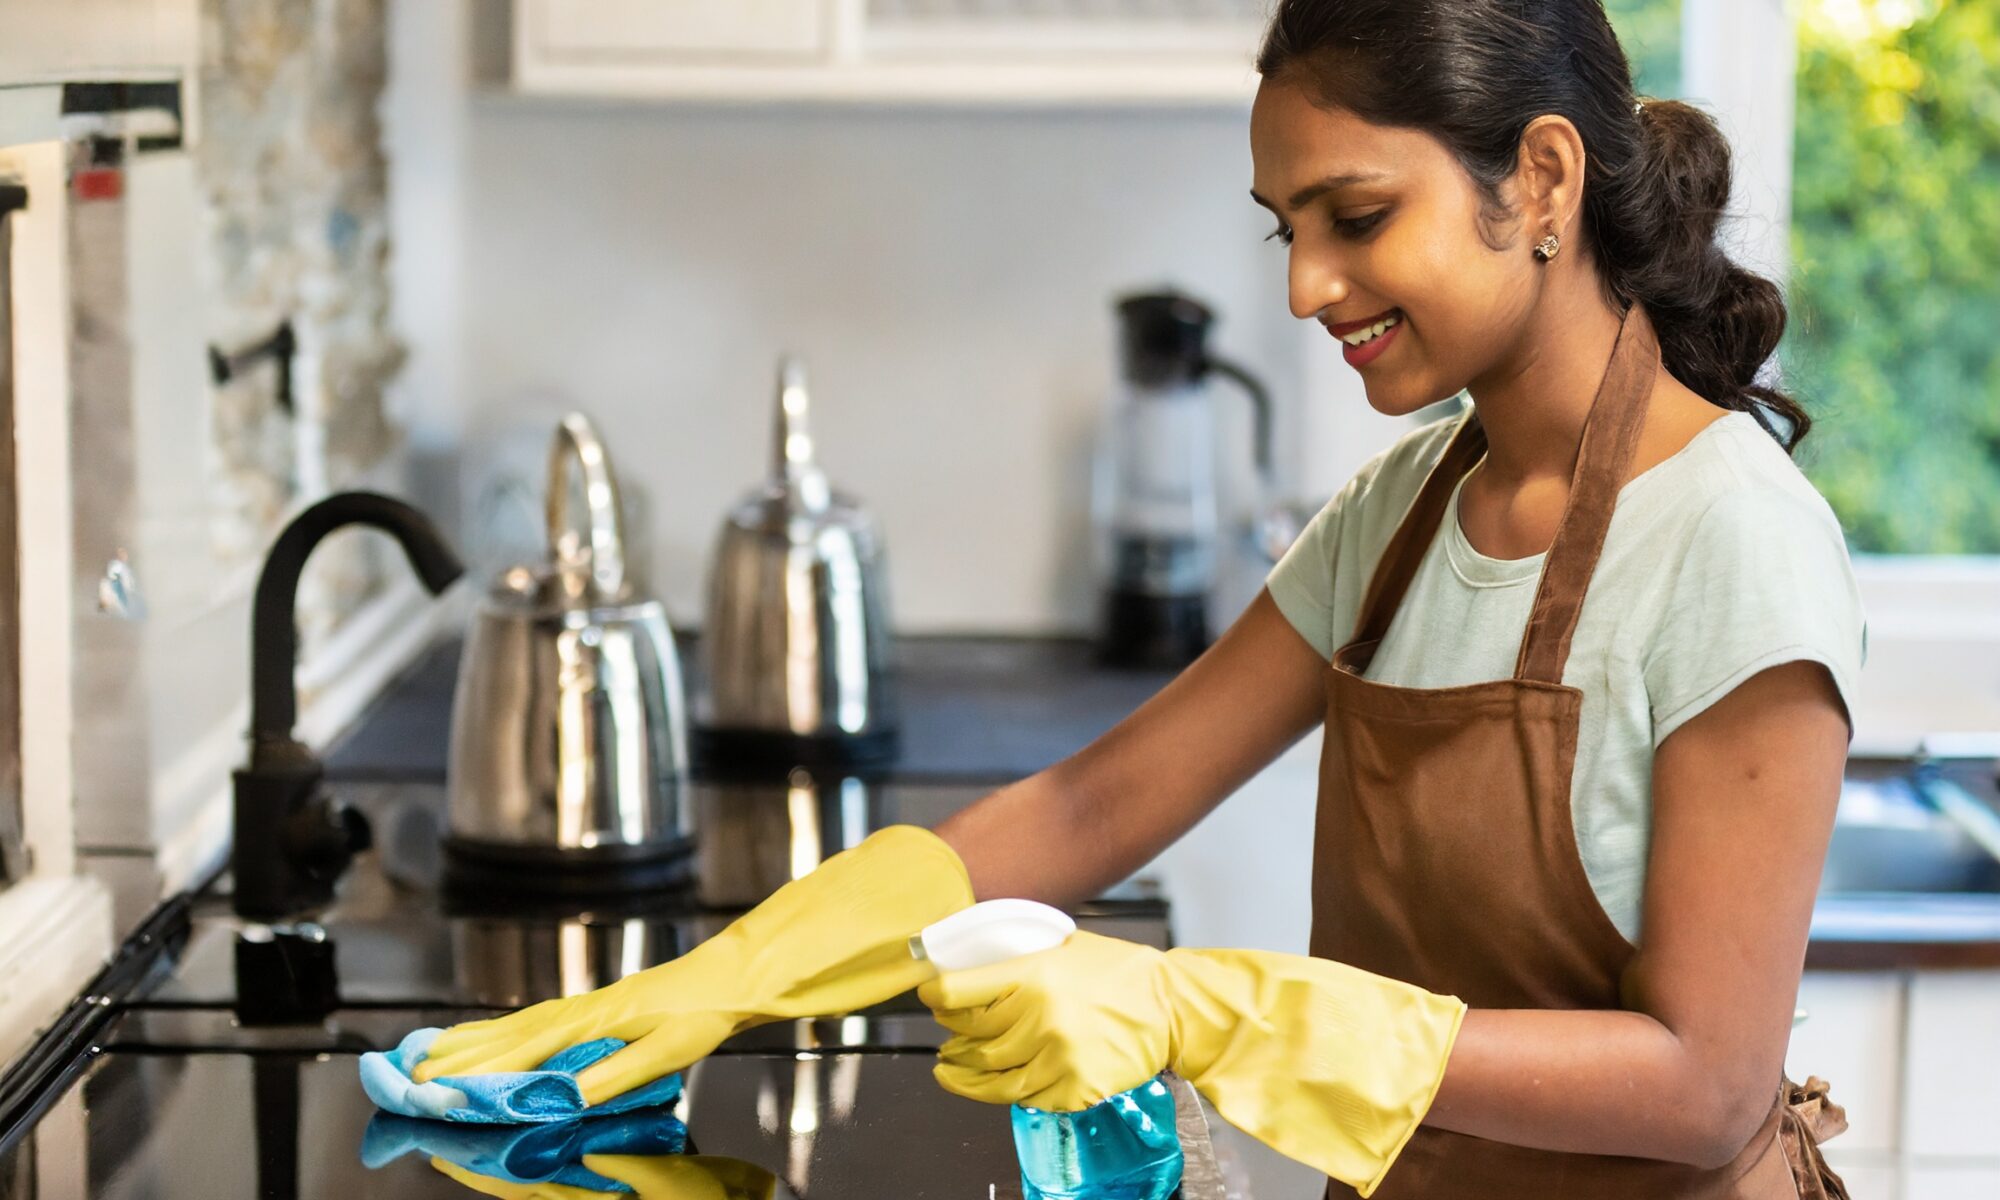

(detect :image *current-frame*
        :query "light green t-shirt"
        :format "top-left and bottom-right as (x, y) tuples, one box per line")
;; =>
(1266, 406), (1868, 944)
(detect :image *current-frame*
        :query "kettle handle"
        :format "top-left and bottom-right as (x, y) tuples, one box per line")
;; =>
(546, 412), (628, 599)
(1201, 354), (1275, 486)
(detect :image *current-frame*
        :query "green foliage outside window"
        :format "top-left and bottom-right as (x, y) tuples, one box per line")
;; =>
(1786, 0), (2000, 553)
(1604, 0), (1998, 553)
(1604, 0), (1684, 98)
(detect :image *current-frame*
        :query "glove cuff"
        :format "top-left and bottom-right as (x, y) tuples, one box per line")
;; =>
(724, 825), (978, 1021)
(1159, 947), (1467, 1198)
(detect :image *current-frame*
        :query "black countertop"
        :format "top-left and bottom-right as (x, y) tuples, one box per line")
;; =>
(325, 634), (1179, 786)
(0, 774), (1217, 1197)
(325, 634), (2000, 970)
(0, 634), (1210, 1197)
(8, 632), (2000, 1195)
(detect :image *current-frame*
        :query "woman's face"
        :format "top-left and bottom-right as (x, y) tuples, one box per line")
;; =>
(1249, 78), (1540, 417)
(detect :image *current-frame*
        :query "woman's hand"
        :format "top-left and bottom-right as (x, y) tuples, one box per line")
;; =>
(412, 975), (742, 1090)
(412, 825), (977, 1105)
(921, 930), (1466, 1195)
(918, 930), (1179, 1111)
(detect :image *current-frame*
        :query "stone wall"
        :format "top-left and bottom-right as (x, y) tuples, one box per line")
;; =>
(197, 0), (403, 649)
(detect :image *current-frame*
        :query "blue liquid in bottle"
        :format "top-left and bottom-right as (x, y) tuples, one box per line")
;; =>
(1010, 1074), (1183, 1200)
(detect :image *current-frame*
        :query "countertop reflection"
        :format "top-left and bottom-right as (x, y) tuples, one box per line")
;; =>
(35, 1045), (1222, 1198)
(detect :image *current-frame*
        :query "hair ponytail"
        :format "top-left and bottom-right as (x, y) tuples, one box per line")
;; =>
(1259, 0), (1811, 451)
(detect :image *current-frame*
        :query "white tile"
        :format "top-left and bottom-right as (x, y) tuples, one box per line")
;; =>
(1788, 970), (1908, 1153)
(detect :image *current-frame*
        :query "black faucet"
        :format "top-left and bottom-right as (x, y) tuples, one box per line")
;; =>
(232, 492), (463, 919)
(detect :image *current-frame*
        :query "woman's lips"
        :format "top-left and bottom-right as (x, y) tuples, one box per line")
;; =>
(1338, 312), (1402, 368)
(1325, 307), (1401, 336)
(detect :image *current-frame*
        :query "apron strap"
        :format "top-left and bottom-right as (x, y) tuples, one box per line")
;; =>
(1513, 303), (1658, 684)
(1345, 411), (1489, 649)
(1341, 303), (1659, 684)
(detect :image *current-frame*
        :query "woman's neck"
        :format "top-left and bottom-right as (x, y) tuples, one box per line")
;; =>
(1463, 287), (1634, 491)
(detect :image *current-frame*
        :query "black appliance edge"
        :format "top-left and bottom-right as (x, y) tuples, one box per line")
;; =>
(0, 881), (202, 1155)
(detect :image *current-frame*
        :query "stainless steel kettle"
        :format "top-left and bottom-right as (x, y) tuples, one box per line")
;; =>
(445, 413), (694, 891)
(696, 357), (899, 768)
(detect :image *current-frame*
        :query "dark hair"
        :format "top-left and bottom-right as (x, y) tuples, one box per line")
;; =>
(1258, 0), (1810, 451)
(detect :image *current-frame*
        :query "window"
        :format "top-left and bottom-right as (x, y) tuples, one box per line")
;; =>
(1605, 0), (1683, 98)
(1784, 0), (1999, 554)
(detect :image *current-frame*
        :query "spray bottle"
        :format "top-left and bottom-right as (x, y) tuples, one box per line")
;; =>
(912, 900), (1183, 1200)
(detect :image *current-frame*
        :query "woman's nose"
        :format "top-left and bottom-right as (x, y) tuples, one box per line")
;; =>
(1288, 252), (1344, 322)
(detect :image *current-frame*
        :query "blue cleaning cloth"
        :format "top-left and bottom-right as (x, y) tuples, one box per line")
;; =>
(359, 1027), (684, 1122)
(360, 1107), (687, 1191)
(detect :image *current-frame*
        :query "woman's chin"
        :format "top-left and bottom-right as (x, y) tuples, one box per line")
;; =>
(1362, 390), (1437, 420)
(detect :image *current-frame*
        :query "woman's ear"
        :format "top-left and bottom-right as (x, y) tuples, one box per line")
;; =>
(1513, 114), (1590, 246)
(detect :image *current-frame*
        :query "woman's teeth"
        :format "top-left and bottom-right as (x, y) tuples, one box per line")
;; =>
(1340, 311), (1402, 346)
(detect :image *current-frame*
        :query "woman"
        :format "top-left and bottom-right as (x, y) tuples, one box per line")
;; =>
(415, 1), (1865, 1195)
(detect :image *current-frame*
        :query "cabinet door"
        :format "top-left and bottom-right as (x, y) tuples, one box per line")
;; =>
(1905, 1165), (2000, 1200)
(527, 0), (827, 59)
(0, 0), (191, 86)
(1903, 969), (2000, 1159)
(1787, 970), (1906, 1154)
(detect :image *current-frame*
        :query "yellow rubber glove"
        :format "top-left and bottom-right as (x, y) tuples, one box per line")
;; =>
(430, 1153), (776, 1200)
(919, 930), (1467, 1199)
(414, 824), (975, 1104)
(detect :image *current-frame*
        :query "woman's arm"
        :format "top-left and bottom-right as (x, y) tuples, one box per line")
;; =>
(934, 588), (1328, 909)
(1422, 658), (1850, 1167)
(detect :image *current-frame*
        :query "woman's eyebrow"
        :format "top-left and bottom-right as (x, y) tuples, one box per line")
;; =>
(1250, 170), (1392, 214)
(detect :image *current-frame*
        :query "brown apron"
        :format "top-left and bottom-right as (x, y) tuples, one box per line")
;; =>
(1309, 303), (1849, 1199)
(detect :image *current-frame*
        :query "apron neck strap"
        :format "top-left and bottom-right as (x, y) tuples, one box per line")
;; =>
(1344, 303), (1660, 686)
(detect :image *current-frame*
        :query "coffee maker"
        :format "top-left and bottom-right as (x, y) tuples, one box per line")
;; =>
(1092, 290), (1273, 669)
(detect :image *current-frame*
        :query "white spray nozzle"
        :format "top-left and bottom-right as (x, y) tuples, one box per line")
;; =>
(911, 898), (1075, 972)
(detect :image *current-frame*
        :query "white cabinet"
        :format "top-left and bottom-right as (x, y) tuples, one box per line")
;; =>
(1787, 968), (2000, 1197)
(1906, 1166), (2000, 1200)
(531, 0), (827, 60)
(1789, 971), (1907, 1152)
(1903, 970), (2000, 1159)
(504, 0), (1265, 105)
(0, 0), (195, 89)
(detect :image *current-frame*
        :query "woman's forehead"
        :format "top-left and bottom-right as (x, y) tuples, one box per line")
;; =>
(1251, 83), (1431, 206)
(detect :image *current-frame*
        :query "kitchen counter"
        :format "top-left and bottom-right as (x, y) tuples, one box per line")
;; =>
(7, 632), (1998, 1194)
(326, 634), (2000, 970)
(324, 634), (1179, 785)
(0, 777), (1223, 1197)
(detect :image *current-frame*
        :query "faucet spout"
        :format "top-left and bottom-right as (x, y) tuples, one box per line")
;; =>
(235, 491), (463, 918)
(249, 492), (463, 763)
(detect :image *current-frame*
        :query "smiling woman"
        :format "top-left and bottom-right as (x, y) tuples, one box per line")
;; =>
(403, 6), (1867, 1198)
(1249, 0), (1804, 450)
(923, 1), (1861, 1197)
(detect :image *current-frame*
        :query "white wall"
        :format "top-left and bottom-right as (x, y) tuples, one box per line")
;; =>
(402, 61), (1318, 633)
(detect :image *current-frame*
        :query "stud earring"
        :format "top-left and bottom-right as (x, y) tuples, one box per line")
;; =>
(1532, 230), (1561, 262)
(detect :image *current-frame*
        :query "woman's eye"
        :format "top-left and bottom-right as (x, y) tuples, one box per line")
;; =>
(1334, 211), (1388, 238)
(1264, 225), (1294, 246)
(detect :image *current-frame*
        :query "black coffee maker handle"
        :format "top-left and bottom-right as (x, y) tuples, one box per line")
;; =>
(1200, 355), (1274, 484)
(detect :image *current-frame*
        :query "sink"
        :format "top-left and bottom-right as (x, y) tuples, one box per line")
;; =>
(1820, 765), (2000, 895)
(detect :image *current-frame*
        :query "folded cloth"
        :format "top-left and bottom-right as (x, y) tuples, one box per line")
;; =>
(360, 1027), (685, 1122)
(360, 1107), (687, 1191)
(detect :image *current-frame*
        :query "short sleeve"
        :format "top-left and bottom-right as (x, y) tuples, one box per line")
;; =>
(1264, 411), (1471, 661)
(1643, 485), (1869, 747)
(1264, 475), (1360, 661)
